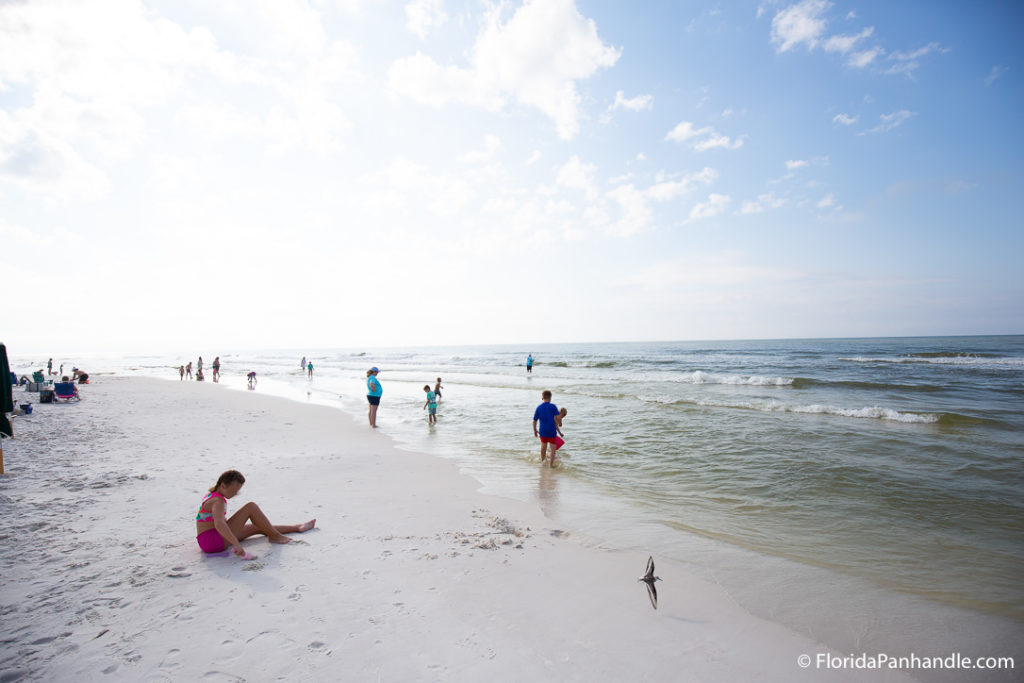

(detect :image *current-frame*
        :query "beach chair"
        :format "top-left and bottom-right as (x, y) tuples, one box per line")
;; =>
(53, 382), (80, 402)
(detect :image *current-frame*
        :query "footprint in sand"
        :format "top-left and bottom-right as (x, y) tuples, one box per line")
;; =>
(167, 566), (192, 578)
(241, 561), (265, 572)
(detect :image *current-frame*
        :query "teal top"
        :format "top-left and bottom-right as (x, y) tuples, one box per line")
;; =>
(367, 375), (382, 397)
(426, 390), (436, 407)
(196, 491), (225, 523)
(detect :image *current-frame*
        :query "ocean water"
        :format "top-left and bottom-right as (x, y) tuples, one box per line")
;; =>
(11, 336), (1024, 658)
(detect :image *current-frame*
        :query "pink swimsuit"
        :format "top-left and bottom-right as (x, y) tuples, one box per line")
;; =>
(196, 492), (228, 553)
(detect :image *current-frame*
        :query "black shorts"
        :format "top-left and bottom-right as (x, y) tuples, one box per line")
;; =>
(367, 395), (381, 406)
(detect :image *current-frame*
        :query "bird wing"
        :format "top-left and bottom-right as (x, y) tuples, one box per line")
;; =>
(645, 555), (655, 579)
(645, 580), (658, 610)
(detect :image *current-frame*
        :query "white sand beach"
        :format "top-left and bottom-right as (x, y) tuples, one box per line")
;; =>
(1, 376), (924, 681)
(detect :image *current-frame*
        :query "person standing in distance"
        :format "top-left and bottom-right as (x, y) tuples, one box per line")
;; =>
(532, 390), (560, 466)
(366, 367), (383, 428)
(526, 354), (534, 374)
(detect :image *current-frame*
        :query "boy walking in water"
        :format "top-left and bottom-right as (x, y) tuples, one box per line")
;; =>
(532, 390), (561, 466)
(423, 385), (438, 423)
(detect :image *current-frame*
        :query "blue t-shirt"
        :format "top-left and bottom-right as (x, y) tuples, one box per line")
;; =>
(426, 390), (436, 406)
(533, 402), (560, 438)
(367, 375), (382, 397)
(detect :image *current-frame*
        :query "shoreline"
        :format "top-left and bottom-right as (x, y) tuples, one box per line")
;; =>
(0, 375), (932, 681)
(171, 364), (1024, 664)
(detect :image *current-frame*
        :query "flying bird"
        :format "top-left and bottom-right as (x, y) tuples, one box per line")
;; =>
(638, 555), (662, 610)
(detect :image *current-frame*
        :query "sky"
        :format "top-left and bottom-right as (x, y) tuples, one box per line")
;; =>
(2, 0), (1022, 352)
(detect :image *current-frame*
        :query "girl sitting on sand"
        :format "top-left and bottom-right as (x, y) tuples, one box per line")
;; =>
(195, 470), (315, 558)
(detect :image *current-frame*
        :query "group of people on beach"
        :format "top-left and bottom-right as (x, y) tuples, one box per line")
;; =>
(195, 355), (565, 561)
(179, 356), (221, 383)
(364, 368), (444, 428)
(31, 359), (87, 384)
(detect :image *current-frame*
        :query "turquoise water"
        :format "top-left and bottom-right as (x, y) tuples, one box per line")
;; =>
(12, 336), (1024, 658)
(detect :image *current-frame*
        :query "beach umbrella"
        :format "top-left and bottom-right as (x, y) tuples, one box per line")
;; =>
(1, 342), (12, 474)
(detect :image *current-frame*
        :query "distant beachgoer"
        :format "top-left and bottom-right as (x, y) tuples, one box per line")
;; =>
(366, 367), (382, 428)
(196, 368), (205, 382)
(532, 390), (560, 466)
(526, 354), (534, 373)
(179, 365), (185, 380)
(307, 361), (314, 379)
(75, 371), (89, 385)
(247, 371), (257, 390)
(197, 357), (203, 377)
(212, 357), (221, 382)
(434, 377), (443, 400)
(195, 469), (316, 558)
(423, 385), (437, 424)
(47, 358), (53, 375)
(301, 356), (306, 370)
(186, 362), (193, 380)
(59, 364), (64, 377)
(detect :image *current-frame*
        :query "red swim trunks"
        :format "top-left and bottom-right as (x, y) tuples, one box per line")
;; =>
(539, 437), (558, 444)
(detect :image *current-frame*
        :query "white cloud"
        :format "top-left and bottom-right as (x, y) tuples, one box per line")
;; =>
(771, 3), (943, 76)
(606, 183), (653, 237)
(985, 65), (1008, 86)
(817, 193), (835, 208)
(741, 192), (788, 214)
(665, 121), (744, 151)
(823, 26), (874, 54)
(771, 0), (828, 53)
(665, 121), (708, 143)
(610, 90), (653, 112)
(832, 113), (858, 125)
(848, 47), (883, 68)
(526, 150), (542, 165)
(689, 193), (731, 221)
(694, 133), (744, 152)
(884, 42), (944, 77)
(635, 152), (647, 161)
(458, 134), (503, 164)
(785, 159), (808, 170)
(406, 0), (448, 39)
(647, 167), (717, 201)
(389, 0), (620, 139)
(0, 0), (361, 201)
(864, 109), (915, 134)
(556, 155), (599, 200)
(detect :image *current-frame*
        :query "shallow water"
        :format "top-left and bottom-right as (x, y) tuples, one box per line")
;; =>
(13, 336), (1024, 659)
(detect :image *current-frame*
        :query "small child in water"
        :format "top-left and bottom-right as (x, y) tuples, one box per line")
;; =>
(423, 385), (438, 424)
(554, 407), (567, 450)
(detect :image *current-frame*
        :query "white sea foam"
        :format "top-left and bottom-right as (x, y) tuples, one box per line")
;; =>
(696, 398), (939, 423)
(840, 355), (1024, 367)
(671, 370), (794, 386)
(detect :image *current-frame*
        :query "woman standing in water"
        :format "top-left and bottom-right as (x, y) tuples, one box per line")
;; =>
(195, 470), (315, 558)
(366, 367), (382, 428)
